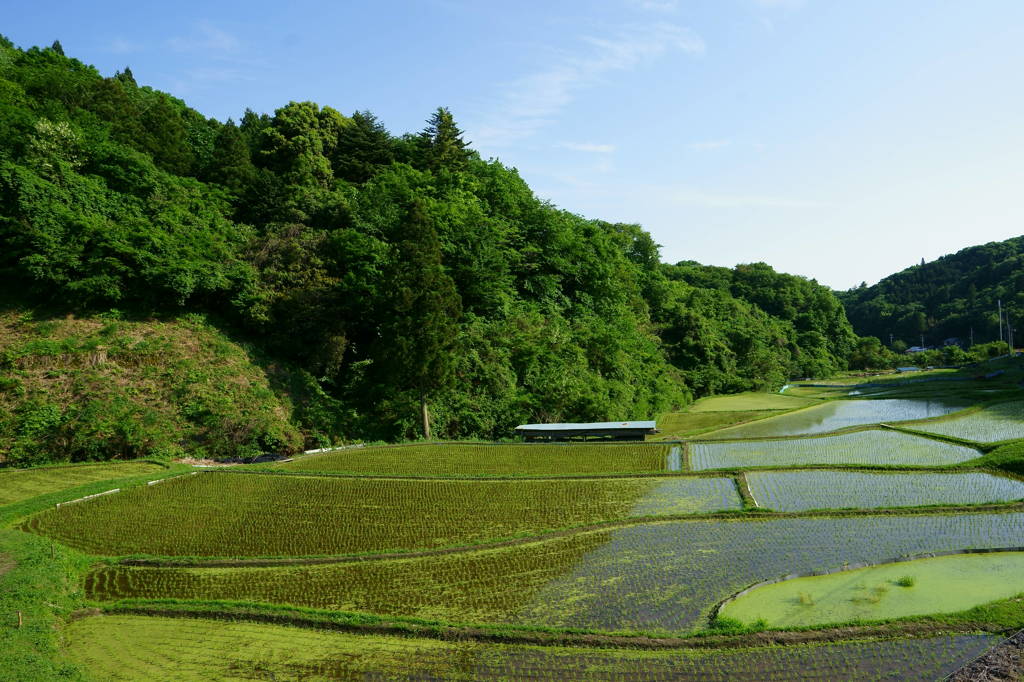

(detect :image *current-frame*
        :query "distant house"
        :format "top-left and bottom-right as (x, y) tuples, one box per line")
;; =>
(943, 337), (962, 347)
(514, 421), (658, 442)
(896, 366), (922, 373)
(906, 346), (929, 353)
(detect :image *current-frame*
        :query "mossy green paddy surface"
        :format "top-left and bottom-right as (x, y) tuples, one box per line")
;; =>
(703, 399), (964, 439)
(61, 615), (997, 681)
(746, 471), (1024, 512)
(25, 471), (741, 557)
(687, 392), (819, 412)
(721, 551), (1024, 628)
(87, 512), (1024, 632)
(690, 429), (979, 470)
(280, 442), (670, 477)
(656, 410), (777, 439)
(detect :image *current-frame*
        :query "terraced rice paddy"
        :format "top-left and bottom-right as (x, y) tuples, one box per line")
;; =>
(280, 442), (669, 476)
(629, 477), (743, 515)
(0, 461), (166, 506)
(687, 392), (819, 412)
(14, 377), (1024, 680)
(779, 384), (855, 399)
(908, 400), (1024, 443)
(86, 512), (1024, 632)
(25, 471), (742, 557)
(703, 399), (964, 439)
(61, 615), (997, 681)
(655, 410), (779, 439)
(720, 551), (1024, 628)
(690, 429), (979, 470)
(745, 471), (1024, 512)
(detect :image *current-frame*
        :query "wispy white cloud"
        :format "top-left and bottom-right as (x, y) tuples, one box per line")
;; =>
(688, 139), (732, 151)
(167, 21), (240, 53)
(474, 23), (704, 147)
(559, 142), (617, 153)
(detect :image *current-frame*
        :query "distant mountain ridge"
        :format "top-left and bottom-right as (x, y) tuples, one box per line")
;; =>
(838, 236), (1024, 347)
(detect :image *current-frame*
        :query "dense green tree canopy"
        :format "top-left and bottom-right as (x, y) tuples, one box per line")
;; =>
(0, 36), (868, 457)
(839, 237), (1024, 349)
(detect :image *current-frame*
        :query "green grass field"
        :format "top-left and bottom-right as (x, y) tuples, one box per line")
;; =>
(720, 551), (1024, 628)
(907, 400), (1024, 443)
(779, 384), (856, 399)
(61, 614), (997, 681)
(746, 471), (1024, 511)
(0, 461), (167, 506)
(702, 399), (965, 439)
(690, 429), (979, 470)
(26, 471), (741, 557)
(655, 410), (779, 439)
(279, 442), (669, 477)
(686, 392), (819, 412)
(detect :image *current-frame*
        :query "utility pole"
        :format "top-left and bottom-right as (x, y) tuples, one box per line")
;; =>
(889, 333), (894, 347)
(1009, 310), (1014, 351)
(998, 300), (1004, 344)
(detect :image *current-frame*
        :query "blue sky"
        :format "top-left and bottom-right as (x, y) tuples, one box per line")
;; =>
(6, 1), (1024, 289)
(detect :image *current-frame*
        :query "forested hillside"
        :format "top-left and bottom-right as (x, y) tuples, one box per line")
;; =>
(658, 261), (856, 394)
(0, 38), (855, 461)
(840, 237), (1024, 348)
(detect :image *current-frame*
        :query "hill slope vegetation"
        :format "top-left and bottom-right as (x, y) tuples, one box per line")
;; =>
(840, 236), (1024, 348)
(0, 37), (856, 460)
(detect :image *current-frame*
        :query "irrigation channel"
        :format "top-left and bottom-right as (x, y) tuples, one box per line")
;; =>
(10, 370), (1024, 679)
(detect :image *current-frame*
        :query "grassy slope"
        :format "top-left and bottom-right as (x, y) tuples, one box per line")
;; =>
(0, 308), (308, 464)
(0, 461), (166, 505)
(0, 529), (93, 681)
(0, 460), (195, 680)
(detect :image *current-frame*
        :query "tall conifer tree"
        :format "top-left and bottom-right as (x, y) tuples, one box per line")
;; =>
(380, 200), (462, 438)
(420, 107), (470, 171)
